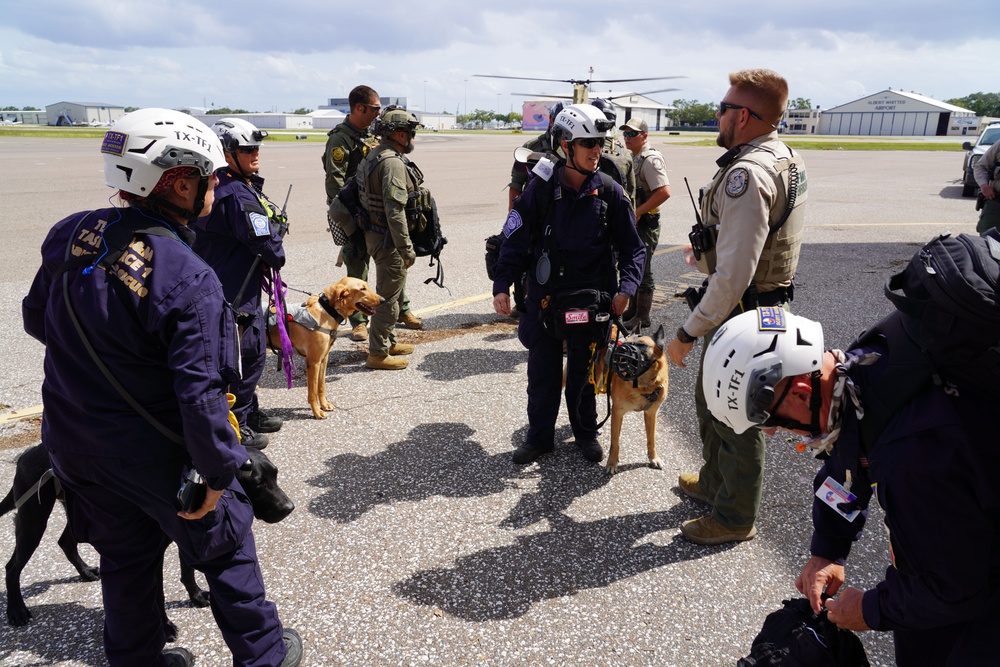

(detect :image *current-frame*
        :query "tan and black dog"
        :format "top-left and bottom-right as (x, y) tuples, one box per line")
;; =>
(593, 324), (670, 474)
(268, 277), (384, 419)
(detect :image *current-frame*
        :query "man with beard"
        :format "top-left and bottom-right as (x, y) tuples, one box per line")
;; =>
(355, 106), (424, 370)
(666, 69), (808, 545)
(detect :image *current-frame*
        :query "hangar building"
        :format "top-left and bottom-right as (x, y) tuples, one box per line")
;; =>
(521, 93), (674, 132)
(818, 89), (976, 137)
(45, 101), (124, 126)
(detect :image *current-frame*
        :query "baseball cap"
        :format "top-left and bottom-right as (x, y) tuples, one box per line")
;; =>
(619, 117), (648, 134)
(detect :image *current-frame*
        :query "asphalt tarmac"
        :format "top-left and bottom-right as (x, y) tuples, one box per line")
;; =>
(0, 133), (977, 666)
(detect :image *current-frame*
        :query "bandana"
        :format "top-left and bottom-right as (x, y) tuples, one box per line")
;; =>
(119, 166), (197, 202)
(802, 348), (880, 456)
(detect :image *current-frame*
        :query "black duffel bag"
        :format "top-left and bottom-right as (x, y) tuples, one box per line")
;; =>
(539, 287), (611, 344)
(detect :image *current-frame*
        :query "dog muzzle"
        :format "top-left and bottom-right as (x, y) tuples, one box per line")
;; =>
(610, 340), (655, 384)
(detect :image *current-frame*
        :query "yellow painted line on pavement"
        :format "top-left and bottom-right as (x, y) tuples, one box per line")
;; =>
(0, 404), (43, 424)
(411, 292), (493, 316)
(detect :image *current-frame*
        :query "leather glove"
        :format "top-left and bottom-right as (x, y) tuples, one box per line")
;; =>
(399, 245), (416, 268)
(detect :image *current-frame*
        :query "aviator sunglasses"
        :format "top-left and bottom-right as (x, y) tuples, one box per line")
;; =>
(236, 145), (261, 155)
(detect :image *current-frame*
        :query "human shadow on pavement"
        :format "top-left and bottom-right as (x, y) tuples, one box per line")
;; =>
(0, 601), (104, 665)
(416, 348), (526, 381)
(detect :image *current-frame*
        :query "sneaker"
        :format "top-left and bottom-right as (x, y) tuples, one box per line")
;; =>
(575, 439), (604, 463)
(388, 342), (415, 355)
(680, 515), (756, 546)
(678, 473), (713, 505)
(365, 354), (408, 370)
(241, 427), (269, 450)
(162, 647), (194, 667)
(511, 441), (554, 464)
(351, 322), (368, 342)
(397, 312), (423, 330)
(248, 409), (282, 434)
(280, 628), (303, 667)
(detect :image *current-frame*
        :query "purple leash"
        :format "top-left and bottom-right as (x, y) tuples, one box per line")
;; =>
(266, 267), (295, 389)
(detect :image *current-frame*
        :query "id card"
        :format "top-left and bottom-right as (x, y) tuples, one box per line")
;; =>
(816, 476), (860, 522)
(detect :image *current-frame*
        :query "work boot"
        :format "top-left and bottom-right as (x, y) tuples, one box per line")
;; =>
(280, 628), (303, 667)
(248, 409), (282, 434)
(241, 427), (269, 450)
(162, 647), (194, 667)
(366, 354), (408, 370)
(388, 342), (415, 355)
(397, 311), (423, 330)
(511, 441), (554, 464)
(576, 439), (604, 463)
(680, 515), (756, 546)
(351, 322), (368, 342)
(678, 473), (713, 505)
(637, 290), (654, 328)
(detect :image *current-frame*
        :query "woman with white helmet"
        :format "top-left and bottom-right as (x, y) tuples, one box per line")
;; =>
(492, 104), (645, 465)
(22, 109), (300, 667)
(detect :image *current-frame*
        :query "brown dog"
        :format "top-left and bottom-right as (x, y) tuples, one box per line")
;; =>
(268, 277), (384, 419)
(593, 324), (669, 474)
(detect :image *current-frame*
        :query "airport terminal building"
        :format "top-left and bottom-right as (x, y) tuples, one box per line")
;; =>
(818, 89), (977, 137)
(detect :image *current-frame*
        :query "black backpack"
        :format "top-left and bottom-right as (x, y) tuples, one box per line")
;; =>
(853, 230), (1000, 450)
(738, 598), (870, 667)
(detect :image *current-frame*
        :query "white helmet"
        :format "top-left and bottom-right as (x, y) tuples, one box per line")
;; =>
(101, 108), (223, 197)
(702, 307), (825, 434)
(212, 117), (268, 153)
(552, 104), (615, 144)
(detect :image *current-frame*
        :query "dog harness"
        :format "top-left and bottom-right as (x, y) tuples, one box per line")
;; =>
(14, 468), (62, 510)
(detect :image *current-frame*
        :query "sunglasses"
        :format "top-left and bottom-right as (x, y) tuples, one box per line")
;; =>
(719, 101), (774, 125)
(236, 145), (261, 155)
(574, 137), (603, 149)
(363, 103), (381, 112)
(622, 130), (643, 138)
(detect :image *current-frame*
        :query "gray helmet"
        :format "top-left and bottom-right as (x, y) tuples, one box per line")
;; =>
(374, 105), (422, 137)
(548, 101), (566, 122)
(590, 98), (617, 123)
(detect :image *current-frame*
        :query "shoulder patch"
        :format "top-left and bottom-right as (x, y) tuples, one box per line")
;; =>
(502, 210), (523, 238)
(725, 167), (749, 198)
(331, 146), (346, 163)
(249, 212), (270, 237)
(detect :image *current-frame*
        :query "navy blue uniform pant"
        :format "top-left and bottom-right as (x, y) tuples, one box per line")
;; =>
(234, 314), (266, 426)
(518, 298), (601, 447)
(49, 450), (285, 667)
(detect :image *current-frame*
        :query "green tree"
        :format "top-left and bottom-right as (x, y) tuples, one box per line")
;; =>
(287, 107), (313, 114)
(788, 97), (812, 110)
(124, 106), (138, 113)
(2, 106), (18, 111)
(671, 99), (717, 126)
(945, 92), (1000, 117)
(206, 107), (250, 115)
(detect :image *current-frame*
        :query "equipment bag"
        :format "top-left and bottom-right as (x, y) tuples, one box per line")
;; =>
(485, 233), (504, 281)
(539, 287), (611, 344)
(853, 230), (1000, 450)
(408, 189), (447, 288)
(738, 598), (870, 667)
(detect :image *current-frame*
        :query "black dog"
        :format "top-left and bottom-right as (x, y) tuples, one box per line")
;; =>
(1, 443), (294, 635)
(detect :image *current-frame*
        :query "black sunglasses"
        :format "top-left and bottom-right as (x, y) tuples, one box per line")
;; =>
(574, 137), (603, 149)
(718, 101), (765, 122)
(236, 145), (260, 155)
(622, 130), (643, 138)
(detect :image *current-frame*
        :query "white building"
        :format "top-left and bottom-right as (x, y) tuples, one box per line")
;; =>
(782, 107), (821, 134)
(818, 89), (977, 137)
(45, 101), (124, 126)
(192, 113), (314, 130)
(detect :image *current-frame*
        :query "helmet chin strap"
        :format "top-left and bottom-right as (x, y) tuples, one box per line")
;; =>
(565, 143), (597, 178)
(151, 174), (209, 224)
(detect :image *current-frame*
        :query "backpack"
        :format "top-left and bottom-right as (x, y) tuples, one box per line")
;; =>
(408, 187), (447, 288)
(853, 230), (1000, 450)
(738, 598), (870, 667)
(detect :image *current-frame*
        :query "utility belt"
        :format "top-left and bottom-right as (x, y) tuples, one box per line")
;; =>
(638, 212), (660, 229)
(682, 280), (793, 312)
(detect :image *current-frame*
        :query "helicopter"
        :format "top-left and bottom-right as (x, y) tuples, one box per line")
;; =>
(473, 68), (684, 105)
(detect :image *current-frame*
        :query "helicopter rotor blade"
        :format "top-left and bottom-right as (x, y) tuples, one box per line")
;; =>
(605, 87), (680, 101)
(588, 76), (686, 84)
(473, 74), (575, 84)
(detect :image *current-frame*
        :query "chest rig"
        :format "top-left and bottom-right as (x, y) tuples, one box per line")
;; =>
(357, 144), (422, 232)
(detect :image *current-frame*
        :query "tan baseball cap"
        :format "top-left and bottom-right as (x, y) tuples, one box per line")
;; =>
(619, 117), (648, 133)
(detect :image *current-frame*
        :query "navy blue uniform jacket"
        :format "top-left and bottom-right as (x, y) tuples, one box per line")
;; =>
(810, 338), (999, 645)
(23, 207), (248, 490)
(492, 167), (644, 300)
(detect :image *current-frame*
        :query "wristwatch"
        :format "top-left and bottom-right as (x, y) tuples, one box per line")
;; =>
(676, 326), (696, 344)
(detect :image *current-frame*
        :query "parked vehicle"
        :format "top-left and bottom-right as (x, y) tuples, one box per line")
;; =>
(962, 122), (1000, 197)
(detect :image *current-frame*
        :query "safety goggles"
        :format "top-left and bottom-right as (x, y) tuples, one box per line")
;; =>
(622, 130), (643, 138)
(236, 145), (261, 155)
(574, 137), (603, 149)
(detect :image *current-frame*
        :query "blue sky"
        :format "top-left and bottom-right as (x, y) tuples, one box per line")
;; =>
(0, 2), (993, 114)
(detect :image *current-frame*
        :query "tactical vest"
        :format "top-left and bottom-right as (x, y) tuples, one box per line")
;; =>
(699, 144), (807, 288)
(358, 144), (422, 232)
(634, 147), (664, 213)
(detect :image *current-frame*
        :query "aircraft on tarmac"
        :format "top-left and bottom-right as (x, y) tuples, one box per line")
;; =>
(473, 68), (684, 105)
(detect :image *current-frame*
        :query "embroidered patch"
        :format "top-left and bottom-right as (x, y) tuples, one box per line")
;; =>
(756, 306), (786, 331)
(564, 310), (590, 325)
(331, 146), (346, 163)
(101, 131), (127, 157)
(249, 212), (270, 237)
(725, 167), (749, 198)
(502, 210), (523, 238)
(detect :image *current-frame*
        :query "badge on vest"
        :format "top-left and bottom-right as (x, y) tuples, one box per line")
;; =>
(725, 167), (749, 198)
(249, 212), (270, 237)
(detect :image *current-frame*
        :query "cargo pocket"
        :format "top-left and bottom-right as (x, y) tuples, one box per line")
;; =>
(183, 488), (253, 562)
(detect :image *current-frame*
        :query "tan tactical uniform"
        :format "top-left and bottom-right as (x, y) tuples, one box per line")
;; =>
(683, 132), (807, 338)
(634, 144), (670, 212)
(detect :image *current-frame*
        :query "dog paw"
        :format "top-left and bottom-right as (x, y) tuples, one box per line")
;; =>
(190, 590), (211, 608)
(312, 411), (327, 420)
(6, 604), (32, 627)
(605, 463), (619, 475)
(648, 457), (663, 470)
(80, 566), (100, 582)
(320, 401), (334, 411)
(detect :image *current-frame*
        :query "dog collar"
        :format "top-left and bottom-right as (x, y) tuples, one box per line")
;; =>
(317, 294), (346, 324)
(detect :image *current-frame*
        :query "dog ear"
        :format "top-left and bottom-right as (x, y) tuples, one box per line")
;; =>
(652, 323), (667, 351)
(330, 283), (347, 308)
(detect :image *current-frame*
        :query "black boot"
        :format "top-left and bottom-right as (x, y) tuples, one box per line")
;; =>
(248, 409), (283, 433)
